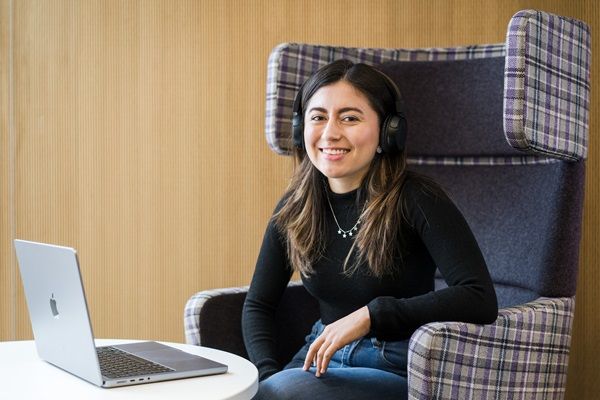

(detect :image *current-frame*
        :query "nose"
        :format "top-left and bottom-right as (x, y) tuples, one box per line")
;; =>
(322, 119), (342, 141)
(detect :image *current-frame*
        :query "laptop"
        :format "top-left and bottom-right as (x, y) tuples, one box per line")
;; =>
(14, 239), (228, 388)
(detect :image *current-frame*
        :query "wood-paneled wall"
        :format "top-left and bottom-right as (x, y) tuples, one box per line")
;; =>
(1, 0), (597, 397)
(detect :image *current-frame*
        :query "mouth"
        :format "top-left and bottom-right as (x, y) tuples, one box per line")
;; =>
(320, 147), (350, 155)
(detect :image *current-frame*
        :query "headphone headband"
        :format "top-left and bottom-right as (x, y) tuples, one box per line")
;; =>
(375, 69), (405, 119)
(291, 81), (306, 149)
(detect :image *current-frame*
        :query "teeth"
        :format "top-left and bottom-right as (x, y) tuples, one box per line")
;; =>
(322, 148), (349, 155)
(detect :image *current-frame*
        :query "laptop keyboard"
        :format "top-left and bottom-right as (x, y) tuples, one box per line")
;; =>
(97, 346), (175, 379)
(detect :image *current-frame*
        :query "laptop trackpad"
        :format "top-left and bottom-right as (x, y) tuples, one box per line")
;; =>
(113, 341), (227, 371)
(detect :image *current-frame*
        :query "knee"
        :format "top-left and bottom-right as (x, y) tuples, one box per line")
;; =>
(252, 368), (312, 400)
(252, 380), (285, 400)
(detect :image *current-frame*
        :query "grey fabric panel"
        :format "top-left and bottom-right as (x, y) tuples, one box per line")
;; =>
(379, 58), (525, 157)
(199, 292), (249, 358)
(492, 284), (540, 309)
(435, 278), (538, 309)
(412, 161), (585, 298)
(199, 285), (319, 363)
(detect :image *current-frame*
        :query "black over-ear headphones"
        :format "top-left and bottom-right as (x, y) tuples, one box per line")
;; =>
(291, 66), (407, 154)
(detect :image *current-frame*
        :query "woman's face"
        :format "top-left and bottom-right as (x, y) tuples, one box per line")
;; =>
(303, 80), (380, 193)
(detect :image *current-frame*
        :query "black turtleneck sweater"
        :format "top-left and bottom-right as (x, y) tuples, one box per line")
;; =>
(242, 177), (498, 381)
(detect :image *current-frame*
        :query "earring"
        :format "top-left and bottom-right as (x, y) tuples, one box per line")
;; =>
(376, 146), (383, 154)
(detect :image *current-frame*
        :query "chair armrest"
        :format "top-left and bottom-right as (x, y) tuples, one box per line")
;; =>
(184, 286), (250, 356)
(407, 297), (574, 400)
(184, 281), (320, 364)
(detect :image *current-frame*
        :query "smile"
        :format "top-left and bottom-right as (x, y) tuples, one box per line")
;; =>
(320, 148), (350, 155)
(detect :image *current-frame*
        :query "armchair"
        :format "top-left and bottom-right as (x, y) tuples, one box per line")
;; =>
(185, 10), (590, 399)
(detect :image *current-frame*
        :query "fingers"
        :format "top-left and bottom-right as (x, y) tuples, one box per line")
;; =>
(302, 343), (316, 371)
(302, 336), (322, 372)
(302, 335), (336, 377)
(316, 342), (335, 376)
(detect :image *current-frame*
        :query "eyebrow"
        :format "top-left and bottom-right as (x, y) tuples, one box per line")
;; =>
(307, 106), (365, 115)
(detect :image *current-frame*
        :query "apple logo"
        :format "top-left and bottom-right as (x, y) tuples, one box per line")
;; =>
(49, 293), (60, 319)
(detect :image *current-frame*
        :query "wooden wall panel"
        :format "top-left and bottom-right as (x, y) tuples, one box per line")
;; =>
(0, 0), (15, 340)
(566, 1), (600, 398)
(1, 0), (598, 397)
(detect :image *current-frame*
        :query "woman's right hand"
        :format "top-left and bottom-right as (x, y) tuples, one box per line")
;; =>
(302, 306), (371, 377)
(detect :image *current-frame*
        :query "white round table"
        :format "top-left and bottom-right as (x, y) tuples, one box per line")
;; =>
(0, 339), (258, 400)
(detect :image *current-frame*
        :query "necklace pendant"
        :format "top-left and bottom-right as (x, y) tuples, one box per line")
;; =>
(326, 191), (365, 240)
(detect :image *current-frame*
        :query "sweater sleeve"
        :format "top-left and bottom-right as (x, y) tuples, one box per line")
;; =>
(367, 180), (498, 338)
(242, 205), (293, 381)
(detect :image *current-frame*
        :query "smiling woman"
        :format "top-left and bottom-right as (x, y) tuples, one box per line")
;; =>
(303, 81), (380, 194)
(242, 60), (498, 400)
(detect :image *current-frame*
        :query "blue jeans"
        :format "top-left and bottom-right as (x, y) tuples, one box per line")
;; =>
(253, 320), (408, 400)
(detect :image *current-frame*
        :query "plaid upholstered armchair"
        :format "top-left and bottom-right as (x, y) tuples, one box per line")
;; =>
(185, 10), (590, 400)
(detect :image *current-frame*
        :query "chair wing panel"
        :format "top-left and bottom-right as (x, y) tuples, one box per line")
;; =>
(505, 10), (591, 161)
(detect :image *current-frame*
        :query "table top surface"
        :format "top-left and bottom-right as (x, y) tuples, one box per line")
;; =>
(0, 339), (258, 400)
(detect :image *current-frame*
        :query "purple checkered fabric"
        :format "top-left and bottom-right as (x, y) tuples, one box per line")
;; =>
(265, 11), (590, 163)
(504, 10), (591, 161)
(266, 43), (505, 156)
(408, 297), (574, 400)
(406, 156), (558, 166)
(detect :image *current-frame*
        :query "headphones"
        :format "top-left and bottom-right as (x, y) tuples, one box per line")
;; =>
(291, 67), (407, 154)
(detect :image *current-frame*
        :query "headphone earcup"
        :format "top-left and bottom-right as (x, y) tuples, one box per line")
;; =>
(292, 112), (304, 149)
(380, 114), (407, 154)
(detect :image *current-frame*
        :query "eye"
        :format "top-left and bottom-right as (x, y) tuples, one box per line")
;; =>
(341, 115), (360, 122)
(309, 114), (326, 122)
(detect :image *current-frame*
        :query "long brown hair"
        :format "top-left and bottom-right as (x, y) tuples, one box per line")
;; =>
(274, 60), (436, 277)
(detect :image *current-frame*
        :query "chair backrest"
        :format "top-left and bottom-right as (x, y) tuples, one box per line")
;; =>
(264, 10), (591, 308)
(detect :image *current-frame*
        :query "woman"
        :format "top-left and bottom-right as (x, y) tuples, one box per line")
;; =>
(242, 59), (498, 399)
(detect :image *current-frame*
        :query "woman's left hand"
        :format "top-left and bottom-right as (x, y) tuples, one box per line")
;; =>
(302, 306), (371, 377)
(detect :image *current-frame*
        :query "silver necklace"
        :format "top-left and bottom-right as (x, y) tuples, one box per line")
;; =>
(325, 192), (362, 239)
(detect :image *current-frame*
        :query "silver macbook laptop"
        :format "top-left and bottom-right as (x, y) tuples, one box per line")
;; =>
(14, 239), (228, 388)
